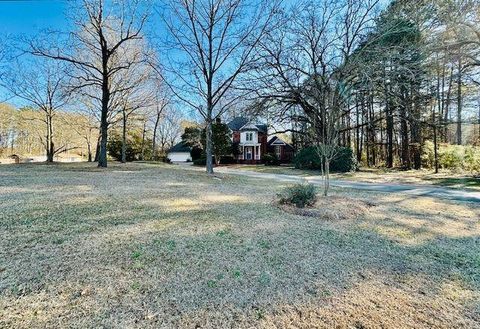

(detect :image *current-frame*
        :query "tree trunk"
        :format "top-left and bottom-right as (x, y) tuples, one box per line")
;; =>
(121, 108), (127, 163)
(323, 159), (330, 197)
(152, 112), (160, 161)
(433, 124), (439, 174)
(444, 67), (454, 142)
(205, 119), (214, 174)
(456, 58), (462, 145)
(87, 142), (92, 162)
(140, 120), (146, 161)
(386, 99), (394, 168)
(94, 131), (101, 162)
(355, 96), (362, 163)
(46, 112), (54, 162)
(384, 66), (393, 168)
(98, 50), (110, 168)
(411, 93), (422, 170)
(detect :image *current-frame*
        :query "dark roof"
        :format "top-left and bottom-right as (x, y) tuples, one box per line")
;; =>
(227, 117), (267, 134)
(169, 142), (191, 153)
(227, 117), (249, 131)
(255, 124), (268, 133)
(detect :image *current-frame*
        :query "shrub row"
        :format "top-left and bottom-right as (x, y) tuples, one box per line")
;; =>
(422, 141), (480, 172)
(293, 146), (357, 172)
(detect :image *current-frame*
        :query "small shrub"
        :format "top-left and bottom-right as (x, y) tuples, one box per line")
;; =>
(220, 155), (236, 164)
(193, 157), (206, 166)
(294, 146), (357, 172)
(193, 156), (220, 165)
(278, 183), (317, 208)
(262, 153), (280, 166)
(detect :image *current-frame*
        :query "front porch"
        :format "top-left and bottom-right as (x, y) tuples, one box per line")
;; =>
(238, 144), (261, 163)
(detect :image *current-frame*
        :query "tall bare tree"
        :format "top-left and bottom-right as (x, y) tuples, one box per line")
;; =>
(1, 58), (71, 162)
(30, 0), (149, 167)
(157, 0), (279, 174)
(151, 86), (172, 160)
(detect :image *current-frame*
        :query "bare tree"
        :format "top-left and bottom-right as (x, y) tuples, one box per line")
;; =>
(64, 111), (98, 162)
(252, 0), (380, 195)
(156, 107), (182, 155)
(111, 60), (156, 163)
(151, 86), (172, 160)
(157, 0), (279, 174)
(1, 57), (71, 162)
(30, 0), (149, 167)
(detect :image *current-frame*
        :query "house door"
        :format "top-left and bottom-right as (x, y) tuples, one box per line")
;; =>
(245, 147), (253, 160)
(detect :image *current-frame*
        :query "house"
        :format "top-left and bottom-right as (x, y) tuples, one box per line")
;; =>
(267, 136), (295, 163)
(167, 142), (192, 162)
(228, 117), (267, 164)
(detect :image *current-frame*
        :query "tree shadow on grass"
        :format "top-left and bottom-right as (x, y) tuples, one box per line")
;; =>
(1, 163), (480, 328)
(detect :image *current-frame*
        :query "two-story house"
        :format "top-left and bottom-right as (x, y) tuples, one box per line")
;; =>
(227, 117), (268, 164)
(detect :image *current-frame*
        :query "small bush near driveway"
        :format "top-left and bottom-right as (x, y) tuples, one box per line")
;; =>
(278, 183), (317, 208)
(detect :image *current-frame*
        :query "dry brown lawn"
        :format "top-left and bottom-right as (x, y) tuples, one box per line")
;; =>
(231, 165), (480, 191)
(0, 162), (479, 328)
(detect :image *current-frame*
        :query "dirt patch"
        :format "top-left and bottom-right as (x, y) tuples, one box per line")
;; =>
(279, 195), (376, 220)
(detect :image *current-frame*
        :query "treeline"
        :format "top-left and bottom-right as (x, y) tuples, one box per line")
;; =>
(255, 0), (480, 172)
(345, 0), (480, 171)
(0, 102), (185, 162)
(0, 104), (95, 160)
(1, 0), (479, 179)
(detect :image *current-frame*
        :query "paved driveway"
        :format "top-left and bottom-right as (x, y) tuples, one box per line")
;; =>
(209, 167), (480, 203)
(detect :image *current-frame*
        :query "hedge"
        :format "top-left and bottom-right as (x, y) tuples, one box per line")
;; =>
(294, 146), (357, 172)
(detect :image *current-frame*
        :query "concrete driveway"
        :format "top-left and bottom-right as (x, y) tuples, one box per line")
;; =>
(210, 166), (480, 203)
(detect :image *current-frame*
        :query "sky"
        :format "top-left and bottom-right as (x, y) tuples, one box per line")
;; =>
(0, 0), (68, 36)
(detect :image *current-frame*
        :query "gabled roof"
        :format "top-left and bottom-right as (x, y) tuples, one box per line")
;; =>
(168, 142), (191, 153)
(268, 136), (294, 151)
(227, 117), (267, 134)
(227, 117), (249, 131)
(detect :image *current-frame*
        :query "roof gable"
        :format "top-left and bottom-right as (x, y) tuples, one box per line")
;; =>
(227, 117), (267, 133)
(239, 123), (259, 131)
(268, 136), (293, 150)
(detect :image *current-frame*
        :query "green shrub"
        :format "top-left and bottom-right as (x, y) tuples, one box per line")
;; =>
(421, 142), (480, 173)
(107, 131), (153, 161)
(190, 147), (203, 161)
(278, 183), (317, 208)
(262, 153), (280, 166)
(193, 157), (206, 166)
(294, 146), (357, 172)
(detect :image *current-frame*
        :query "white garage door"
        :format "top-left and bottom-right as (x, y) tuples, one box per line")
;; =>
(168, 152), (191, 162)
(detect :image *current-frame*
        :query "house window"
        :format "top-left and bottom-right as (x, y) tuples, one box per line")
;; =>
(275, 145), (281, 158)
(246, 132), (253, 141)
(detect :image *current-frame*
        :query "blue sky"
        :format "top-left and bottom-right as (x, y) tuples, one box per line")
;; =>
(0, 0), (68, 36)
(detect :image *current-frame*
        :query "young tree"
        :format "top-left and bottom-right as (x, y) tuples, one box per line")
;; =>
(158, 0), (279, 174)
(1, 58), (70, 162)
(30, 0), (149, 167)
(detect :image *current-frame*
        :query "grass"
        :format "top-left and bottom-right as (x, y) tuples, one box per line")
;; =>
(0, 162), (479, 328)
(227, 164), (480, 191)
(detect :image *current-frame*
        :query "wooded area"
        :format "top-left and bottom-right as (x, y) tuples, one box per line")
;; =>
(0, 0), (479, 178)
